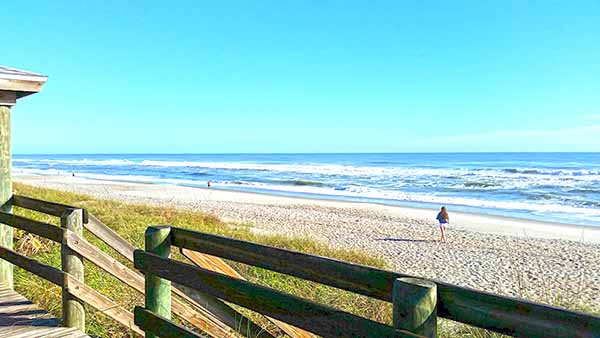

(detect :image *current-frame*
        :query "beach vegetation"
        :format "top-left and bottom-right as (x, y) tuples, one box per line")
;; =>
(10, 183), (596, 337)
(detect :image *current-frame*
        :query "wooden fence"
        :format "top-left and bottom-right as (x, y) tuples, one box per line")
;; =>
(2, 195), (311, 338)
(134, 225), (600, 338)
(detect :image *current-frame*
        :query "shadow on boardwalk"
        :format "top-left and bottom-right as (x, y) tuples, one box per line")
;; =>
(0, 284), (90, 337)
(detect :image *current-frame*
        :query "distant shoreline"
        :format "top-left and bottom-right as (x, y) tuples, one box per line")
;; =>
(15, 173), (600, 243)
(13, 152), (600, 228)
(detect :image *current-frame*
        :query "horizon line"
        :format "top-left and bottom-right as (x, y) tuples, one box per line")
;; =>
(13, 151), (600, 156)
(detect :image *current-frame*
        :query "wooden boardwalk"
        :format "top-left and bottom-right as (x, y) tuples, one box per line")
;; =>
(0, 284), (89, 338)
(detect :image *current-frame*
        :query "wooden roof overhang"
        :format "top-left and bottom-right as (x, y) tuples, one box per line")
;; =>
(0, 65), (48, 106)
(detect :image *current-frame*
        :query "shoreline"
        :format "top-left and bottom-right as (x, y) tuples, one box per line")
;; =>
(15, 173), (600, 244)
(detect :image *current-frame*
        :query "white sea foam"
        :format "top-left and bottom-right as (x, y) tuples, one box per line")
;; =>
(16, 167), (600, 221)
(215, 181), (600, 218)
(14, 159), (137, 166)
(14, 158), (600, 181)
(15, 168), (204, 187)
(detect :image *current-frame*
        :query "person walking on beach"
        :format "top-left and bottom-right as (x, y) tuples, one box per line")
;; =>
(436, 206), (449, 242)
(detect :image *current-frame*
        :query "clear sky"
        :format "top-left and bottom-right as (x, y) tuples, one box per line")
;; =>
(3, 1), (600, 154)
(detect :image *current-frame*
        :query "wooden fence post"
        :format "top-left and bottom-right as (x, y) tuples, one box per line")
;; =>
(145, 226), (172, 338)
(61, 208), (85, 331)
(392, 277), (437, 338)
(0, 106), (12, 289)
(0, 67), (47, 288)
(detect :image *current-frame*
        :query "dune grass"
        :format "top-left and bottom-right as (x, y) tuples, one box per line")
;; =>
(9, 183), (594, 338)
(11, 183), (394, 337)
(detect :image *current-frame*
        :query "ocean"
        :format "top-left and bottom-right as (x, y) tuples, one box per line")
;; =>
(12, 153), (600, 227)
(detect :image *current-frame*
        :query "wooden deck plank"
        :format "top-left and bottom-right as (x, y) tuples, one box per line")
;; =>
(0, 283), (90, 337)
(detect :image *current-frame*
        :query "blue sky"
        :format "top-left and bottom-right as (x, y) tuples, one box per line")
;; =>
(3, 1), (599, 153)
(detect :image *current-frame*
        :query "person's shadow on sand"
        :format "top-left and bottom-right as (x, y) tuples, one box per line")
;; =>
(375, 237), (434, 243)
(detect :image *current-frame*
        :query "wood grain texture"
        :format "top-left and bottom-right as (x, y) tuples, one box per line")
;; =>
(0, 283), (90, 338)
(182, 248), (317, 338)
(64, 275), (143, 336)
(144, 226), (172, 338)
(0, 92), (15, 106)
(81, 215), (257, 337)
(0, 78), (45, 94)
(84, 214), (134, 260)
(134, 306), (202, 338)
(171, 227), (600, 338)
(135, 250), (422, 338)
(0, 241), (142, 335)
(393, 278), (437, 338)
(0, 211), (64, 243)
(13, 195), (89, 223)
(173, 282), (274, 338)
(65, 230), (240, 338)
(0, 246), (63, 286)
(0, 106), (11, 289)
(61, 209), (85, 332)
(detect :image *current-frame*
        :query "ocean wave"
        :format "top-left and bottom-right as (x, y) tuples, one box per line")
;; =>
(16, 168), (600, 220)
(188, 172), (209, 177)
(567, 188), (600, 194)
(463, 181), (498, 188)
(275, 179), (329, 187)
(15, 159), (137, 166)
(15, 158), (600, 179)
(220, 181), (600, 218)
(503, 168), (600, 176)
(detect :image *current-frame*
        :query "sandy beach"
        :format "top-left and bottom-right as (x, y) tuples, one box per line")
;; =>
(15, 174), (600, 311)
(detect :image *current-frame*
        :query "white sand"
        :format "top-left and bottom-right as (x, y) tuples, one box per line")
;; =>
(15, 174), (600, 310)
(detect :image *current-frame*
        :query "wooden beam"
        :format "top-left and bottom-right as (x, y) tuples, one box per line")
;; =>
(83, 214), (133, 260)
(0, 211), (65, 242)
(393, 278), (437, 338)
(0, 239), (141, 336)
(0, 106), (12, 289)
(0, 78), (45, 94)
(65, 274), (144, 336)
(0, 245), (63, 286)
(171, 228), (600, 338)
(173, 282), (274, 338)
(61, 209), (85, 332)
(144, 226), (172, 338)
(65, 230), (242, 338)
(182, 248), (317, 338)
(0, 91), (15, 106)
(135, 250), (421, 338)
(13, 195), (89, 223)
(135, 307), (202, 338)
(80, 215), (257, 337)
(66, 231), (143, 290)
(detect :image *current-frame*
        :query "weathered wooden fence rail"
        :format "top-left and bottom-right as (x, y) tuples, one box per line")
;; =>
(3, 195), (309, 338)
(84, 214), (304, 338)
(3, 195), (247, 337)
(0, 196), (143, 335)
(134, 225), (600, 338)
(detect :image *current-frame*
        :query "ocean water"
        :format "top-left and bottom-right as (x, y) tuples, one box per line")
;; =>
(12, 153), (600, 227)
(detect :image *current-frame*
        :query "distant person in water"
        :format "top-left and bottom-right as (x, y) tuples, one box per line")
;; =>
(436, 206), (449, 242)
(207, 180), (211, 188)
